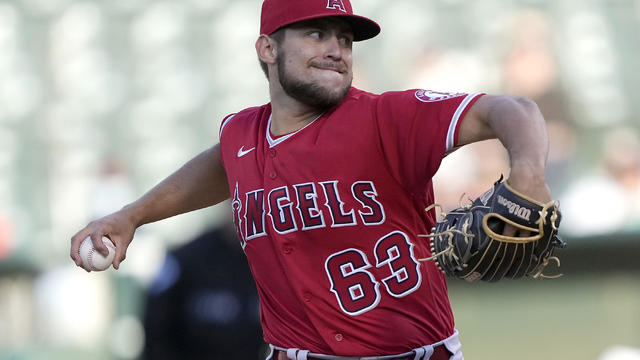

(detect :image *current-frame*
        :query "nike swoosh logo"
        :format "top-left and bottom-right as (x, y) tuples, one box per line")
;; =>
(237, 146), (255, 158)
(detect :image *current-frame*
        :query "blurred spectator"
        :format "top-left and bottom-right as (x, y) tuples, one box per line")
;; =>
(142, 222), (264, 360)
(91, 156), (135, 217)
(501, 9), (577, 195)
(561, 127), (640, 235)
(502, 9), (558, 100)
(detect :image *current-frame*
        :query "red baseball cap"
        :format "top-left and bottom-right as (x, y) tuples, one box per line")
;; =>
(260, 0), (381, 42)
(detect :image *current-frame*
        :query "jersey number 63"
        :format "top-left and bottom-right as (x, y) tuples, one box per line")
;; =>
(324, 231), (422, 316)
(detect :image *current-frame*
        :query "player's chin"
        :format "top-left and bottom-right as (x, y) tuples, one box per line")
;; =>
(317, 76), (351, 96)
(320, 84), (350, 104)
(307, 86), (349, 109)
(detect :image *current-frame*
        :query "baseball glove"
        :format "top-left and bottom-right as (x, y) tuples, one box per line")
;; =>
(420, 176), (565, 282)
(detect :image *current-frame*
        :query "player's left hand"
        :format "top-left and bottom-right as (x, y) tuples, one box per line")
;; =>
(424, 175), (564, 282)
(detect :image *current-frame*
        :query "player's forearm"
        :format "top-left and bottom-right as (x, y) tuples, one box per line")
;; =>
(123, 144), (230, 227)
(483, 96), (552, 203)
(486, 96), (549, 178)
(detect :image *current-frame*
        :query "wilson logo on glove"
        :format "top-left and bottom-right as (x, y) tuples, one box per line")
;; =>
(496, 195), (532, 221)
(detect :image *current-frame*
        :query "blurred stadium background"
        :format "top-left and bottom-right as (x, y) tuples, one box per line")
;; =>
(0, 0), (639, 359)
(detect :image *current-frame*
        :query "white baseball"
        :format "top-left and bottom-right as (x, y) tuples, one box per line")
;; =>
(79, 236), (116, 271)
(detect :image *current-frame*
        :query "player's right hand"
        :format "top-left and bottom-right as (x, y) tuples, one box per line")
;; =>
(70, 209), (138, 271)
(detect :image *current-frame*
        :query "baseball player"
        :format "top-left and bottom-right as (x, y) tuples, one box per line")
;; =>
(71, 0), (554, 359)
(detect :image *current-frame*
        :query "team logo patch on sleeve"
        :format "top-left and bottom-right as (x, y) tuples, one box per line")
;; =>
(414, 89), (465, 103)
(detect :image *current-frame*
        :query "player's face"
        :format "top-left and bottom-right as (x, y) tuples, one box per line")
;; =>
(276, 18), (354, 109)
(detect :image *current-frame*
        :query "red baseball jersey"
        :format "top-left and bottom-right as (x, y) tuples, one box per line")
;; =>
(219, 87), (483, 356)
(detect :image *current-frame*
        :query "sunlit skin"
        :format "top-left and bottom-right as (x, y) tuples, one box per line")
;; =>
(256, 17), (355, 135)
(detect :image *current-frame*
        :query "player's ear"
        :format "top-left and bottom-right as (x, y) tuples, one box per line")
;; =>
(255, 34), (278, 64)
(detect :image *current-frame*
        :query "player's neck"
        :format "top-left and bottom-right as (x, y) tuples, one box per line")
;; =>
(269, 88), (324, 136)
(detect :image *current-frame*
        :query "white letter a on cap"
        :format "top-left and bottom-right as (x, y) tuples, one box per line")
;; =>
(327, 0), (346, 12)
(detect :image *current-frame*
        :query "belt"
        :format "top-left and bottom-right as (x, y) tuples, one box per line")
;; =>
(274, 344), (452, 360)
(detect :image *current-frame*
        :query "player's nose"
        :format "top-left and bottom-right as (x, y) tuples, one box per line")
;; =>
(324, 35), (343, 61)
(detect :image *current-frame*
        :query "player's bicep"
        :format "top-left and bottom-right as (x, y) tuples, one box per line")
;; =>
(456, 94), (502, 147)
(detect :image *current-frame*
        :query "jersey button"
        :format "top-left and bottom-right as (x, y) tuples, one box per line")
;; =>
(334, 333), (343, 342)
(303, 292), (312, 302)
(283, 246), (292, 254)
(269, 149), (276, 157)
(269, 171), (277, 179)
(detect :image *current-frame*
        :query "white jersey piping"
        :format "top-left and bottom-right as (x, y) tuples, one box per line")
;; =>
(266, 113), (324, 148)
(219, 113), (237, 139)
(445, 93), (482, 152)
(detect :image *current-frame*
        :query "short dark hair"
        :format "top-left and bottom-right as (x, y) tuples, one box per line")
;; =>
(259, 28), (285, 79)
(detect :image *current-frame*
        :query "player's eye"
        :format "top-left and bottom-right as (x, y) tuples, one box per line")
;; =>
(308, 31), (323, 40)
(338, 35), (353, 48)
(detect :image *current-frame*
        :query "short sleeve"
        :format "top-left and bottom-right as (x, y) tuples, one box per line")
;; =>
(375, 89), (484, 192)
(218, 113), (237, 168)
(219, 113), (237, 140)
